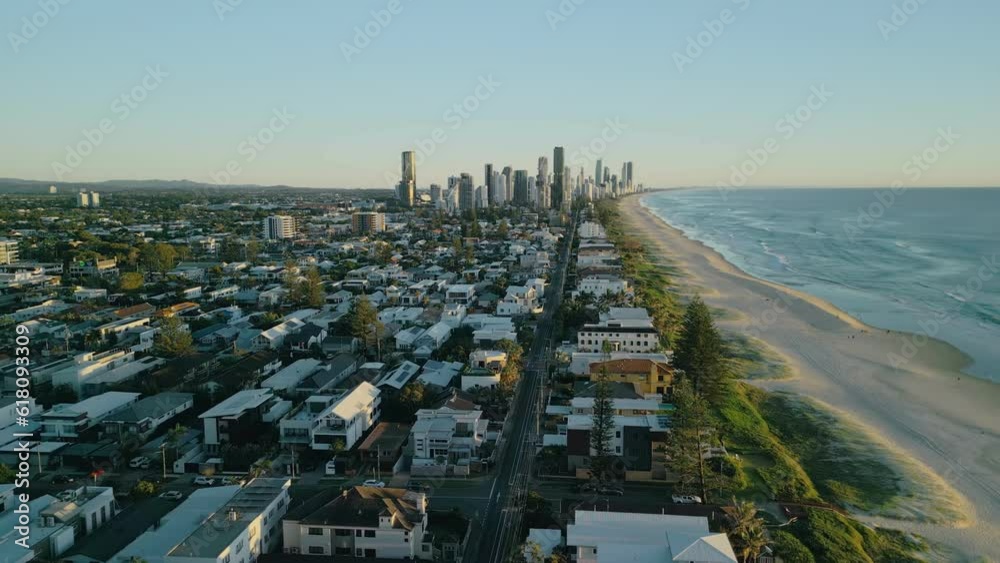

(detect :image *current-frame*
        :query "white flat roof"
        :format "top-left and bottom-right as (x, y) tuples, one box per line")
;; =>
(199, 389), (272, 419)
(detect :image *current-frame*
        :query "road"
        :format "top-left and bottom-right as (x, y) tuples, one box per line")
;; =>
(467, 213), (576, 563)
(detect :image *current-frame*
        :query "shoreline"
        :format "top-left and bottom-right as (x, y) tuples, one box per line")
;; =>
(620, 193), (1000, 561)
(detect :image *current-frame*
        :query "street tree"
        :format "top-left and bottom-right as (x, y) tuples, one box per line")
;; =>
(154, 315), (194, 358)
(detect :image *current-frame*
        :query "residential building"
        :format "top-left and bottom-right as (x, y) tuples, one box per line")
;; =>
(576, 320), (659, 353)
(0, 239), (17, 265)
(411, 401), (488, 476)
(39, 392), (140, 440)
(352, 211), (386, 234)
(0, 486), (117, 563)
(573, 275), (630, 298)
(68, 257), (118, 278)
(163, 478), (291, 563)
(263, 215), (296, 240)
(565, 510), (736, 563)
(199, 389), (290, 454)
(101, 392), (194, 440)
(279, 382), (380, 451)
(445, 284), (476, 305)
(282, 486), (430, 559)
(587, 357), (674, 396)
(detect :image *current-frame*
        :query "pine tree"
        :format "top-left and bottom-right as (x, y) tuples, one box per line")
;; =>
(667, 379), (727, 502)
(589, 369), (615, 482)
(674, 295), (730, 404)
(348, 298), (383, 356)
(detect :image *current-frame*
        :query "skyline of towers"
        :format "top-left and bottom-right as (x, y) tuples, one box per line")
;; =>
(392, 146), (639, 214)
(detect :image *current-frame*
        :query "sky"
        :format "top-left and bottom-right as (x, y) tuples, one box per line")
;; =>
(1, 0), (998, 189)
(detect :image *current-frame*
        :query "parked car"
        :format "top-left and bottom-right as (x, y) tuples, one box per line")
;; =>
(672, 494), (703, 504)
(129, 456), (150, 469)
(159, 490), (184, 501)
(57, 490), (76, 502)
(52, 474), (76, 485)
(221, 476), (246, 486)
(575, 481), (598, 493)
(362, 479), (385, 488)
(193, 476), (216, 486)
(597, 485), (624, 496)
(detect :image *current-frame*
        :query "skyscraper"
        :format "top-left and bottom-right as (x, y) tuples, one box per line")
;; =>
(459, 173), (475, 212)
(513, 169), (529, 206)
(430, 184), (442, 203)
(502, 165), (513, 202)
(552, 147), (565, 210)
(562, 166), (572, 211)
(536, 157), (550, 210)
(626, 161), (634, 190)
(595, 159), (603, 185)
(484, 163), (494, 205)
(397, 151), (416, 207)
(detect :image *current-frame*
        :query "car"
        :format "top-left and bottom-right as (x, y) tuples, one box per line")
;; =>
(193, 476), (216, 486)
(52, 474), (76, 485)
(57, 490), (77, 502)
(672, 494), (703, 504)
(407, 481), (430, 493)
(575, 481), (598, 493)
(138, 459), (151, 470)
(159, 490), (184, 501)
(221, 476), (246, 486)
(129, 456), (150, 469)
(597, 486), (624, 496)
(362, 479), (385, 488)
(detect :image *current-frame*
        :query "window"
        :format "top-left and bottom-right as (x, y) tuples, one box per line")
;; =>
(355, 530), (363, 537)
(336, 547), (352, 555)
(308, 546), (325, 555)
(356, 549), (363, 557)
(364, 530), (376, 538)
(365, 549), (377, 558)
(236, 540), (244, 553)
(335, 528), (352, 536)
(308, 528), (323, 536)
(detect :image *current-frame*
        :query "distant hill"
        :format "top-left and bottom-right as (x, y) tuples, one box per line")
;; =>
(0, 177), (391, 194)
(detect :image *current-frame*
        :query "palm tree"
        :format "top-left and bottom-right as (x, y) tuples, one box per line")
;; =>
(249, 459), (273, 479)
(727, 497), (768, 563)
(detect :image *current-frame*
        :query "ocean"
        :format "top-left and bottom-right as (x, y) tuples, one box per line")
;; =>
(640, 188), (1000, 382)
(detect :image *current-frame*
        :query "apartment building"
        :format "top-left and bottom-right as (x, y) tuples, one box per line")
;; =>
(282, 486), (431, 560)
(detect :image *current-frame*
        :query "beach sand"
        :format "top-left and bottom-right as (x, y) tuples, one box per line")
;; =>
(621, 193), (1000, 561)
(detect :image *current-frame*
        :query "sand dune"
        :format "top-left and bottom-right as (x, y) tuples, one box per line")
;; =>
(621, 194), (1000, 561)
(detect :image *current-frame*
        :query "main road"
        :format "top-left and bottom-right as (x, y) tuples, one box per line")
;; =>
(466, 212), (576, 563)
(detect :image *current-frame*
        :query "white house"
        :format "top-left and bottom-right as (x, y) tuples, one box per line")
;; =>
(565, 510), (736, 563)
(282, 486), (430, 560)
(572, 275), (630, 299)
(576, 320), (659, 353)
(445, 284), (476, 305)
(279, 382), (381, 452)
(410, 405), (488, 476)
(0, 486), (117, 563)
(253, 318), (306, 350)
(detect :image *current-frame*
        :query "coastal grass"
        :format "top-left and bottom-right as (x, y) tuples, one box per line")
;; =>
(724, 331), (792, 380)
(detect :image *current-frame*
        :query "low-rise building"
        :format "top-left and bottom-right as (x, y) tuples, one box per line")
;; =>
(565, 510), (736, 563)
(199, 389), (290, 454)
(0, 486), (117, 563)
(279, 382), (380, 452)
(282, 486), (430, 560)
(101, 392), (194, 440)
(39, 392), (140, 441)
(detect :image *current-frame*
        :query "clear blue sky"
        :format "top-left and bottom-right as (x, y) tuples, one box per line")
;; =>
(1, 0), (997, 188)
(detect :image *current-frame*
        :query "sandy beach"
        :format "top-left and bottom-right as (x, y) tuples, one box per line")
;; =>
(621, 193), (1000, 561)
